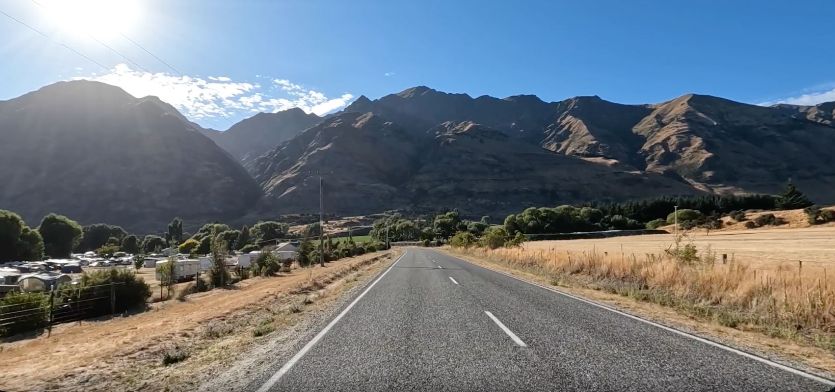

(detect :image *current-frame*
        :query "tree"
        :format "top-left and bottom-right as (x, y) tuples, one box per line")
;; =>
(449, 231), (477, 248)
(433, 211), (461, 240)
(480, 227), (509, 249)
(17, 226), (44, 261)
(77, 224), (127, 252)
(775, 182), (813, 210)
(195, 236), (211, 255)
(236, 225), (251, 250)
(142, 235), (166, 254)
(0, 210), (24, 262)
(121, 235), (140, 254)
(178, 238), (200, 254)
(209, 227), (230, 287)
(297, 237), (314, 267)
(38, 214), (82, 258)
(96, 244), (121, 257)
(251, 221), (289, 244)
(217, 230), (240, 251)
(168, 218), (184, 244)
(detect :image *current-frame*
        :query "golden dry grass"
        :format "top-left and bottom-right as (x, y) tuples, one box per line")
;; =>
(458, 234), (835, 350)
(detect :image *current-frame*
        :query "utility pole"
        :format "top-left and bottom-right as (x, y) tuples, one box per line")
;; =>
(674, 205), (678, 237)
(319, 173), (325, 267)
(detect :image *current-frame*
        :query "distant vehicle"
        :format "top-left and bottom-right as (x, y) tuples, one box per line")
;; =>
(60, 264), (83, 274)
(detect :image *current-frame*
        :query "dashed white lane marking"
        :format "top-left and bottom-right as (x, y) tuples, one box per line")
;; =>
(448, 252), (834, 387)
(449, 276), (459, 285)
(485, 311), (527, 347)
(256, 252), (407, 392)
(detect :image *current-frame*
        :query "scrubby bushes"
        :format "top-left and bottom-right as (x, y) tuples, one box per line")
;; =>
(178, 238), (200, 254)
(252, 251), (281, 277)
(729, 210), (746, 222)
(449, 232), (477, 248)
(805, 206), (835, 225)
(480, 227), (509, 249)
(71, 269), (152, 315)
(645, 218), (667, 229)
(0, 292), (49, 337)
(666, 209), (703, 225)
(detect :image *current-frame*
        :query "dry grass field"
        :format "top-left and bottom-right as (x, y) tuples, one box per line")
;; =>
(525, 226), (835, 272)
(457, 225), (835, 351)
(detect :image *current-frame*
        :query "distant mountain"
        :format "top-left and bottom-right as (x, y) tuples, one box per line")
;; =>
(0, 80), (262, 232)
(6, 81), (835, 227)
(248, 112), (697, 217)
(202, 108), (321, 164)
(773, 101), (835, 127)
(248, 86), (835, 216)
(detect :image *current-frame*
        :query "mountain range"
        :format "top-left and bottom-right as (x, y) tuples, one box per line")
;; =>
(2, 80), (834, 232)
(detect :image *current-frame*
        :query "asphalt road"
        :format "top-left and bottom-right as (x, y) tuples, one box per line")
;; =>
(249, 248), (834, 392)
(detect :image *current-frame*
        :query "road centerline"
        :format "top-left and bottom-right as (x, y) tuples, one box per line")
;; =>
(449, 276), (459, 285)
(485, 311), (527, 347)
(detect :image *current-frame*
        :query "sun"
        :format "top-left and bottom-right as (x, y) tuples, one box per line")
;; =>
(42, 0), (142, 39)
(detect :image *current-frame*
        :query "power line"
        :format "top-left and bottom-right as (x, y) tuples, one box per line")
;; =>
(0, 7), (109, 71)
(120, 33), (182, 76)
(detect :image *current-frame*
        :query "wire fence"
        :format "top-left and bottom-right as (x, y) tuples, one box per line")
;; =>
(0, 282), (124, 338)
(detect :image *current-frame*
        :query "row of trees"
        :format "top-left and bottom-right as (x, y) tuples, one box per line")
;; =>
(1, 211), (82, 262)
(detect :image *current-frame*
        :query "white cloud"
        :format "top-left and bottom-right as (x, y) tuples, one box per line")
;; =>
(384, 72), (395, 77)
(76, 64), (353, 122)
(760, 87), (835, 106)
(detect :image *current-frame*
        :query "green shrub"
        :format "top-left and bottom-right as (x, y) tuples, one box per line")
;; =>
(449, 231), (477, 248)
(754, 213), (782, 227)
(480, 227), (509, 249)
(0, 292), (49, 337)
(506, 232), (526, 247)
(96, 244), (121, 257)
(65, 269), (151, 315)
(253, 252), (281, 277)
(804, 207), (835, 225)
(645, 218), (667, 229)
(666, 209), (703, 225)
(729, 210), (746, 222)
(178, 238), (200, 254)
(162, 347), (189, 365)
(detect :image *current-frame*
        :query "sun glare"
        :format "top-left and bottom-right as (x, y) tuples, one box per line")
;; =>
(42, 0), (141, 39)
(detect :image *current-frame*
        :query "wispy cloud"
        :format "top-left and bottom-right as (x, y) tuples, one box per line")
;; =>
(759, 86), (835, 106)
(384, 72), (396, 77)
(77, 64), (353, 122)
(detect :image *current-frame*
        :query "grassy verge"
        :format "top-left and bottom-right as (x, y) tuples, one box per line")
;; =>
(450, 241), (835, 352)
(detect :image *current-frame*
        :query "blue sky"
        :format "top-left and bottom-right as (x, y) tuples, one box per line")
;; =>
(1, 0), (834, 129)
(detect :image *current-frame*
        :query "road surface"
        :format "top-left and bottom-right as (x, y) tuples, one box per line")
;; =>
(247, 248), (834, 391)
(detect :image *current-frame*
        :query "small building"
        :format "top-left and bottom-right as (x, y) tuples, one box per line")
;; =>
(274, 242), (299, 253)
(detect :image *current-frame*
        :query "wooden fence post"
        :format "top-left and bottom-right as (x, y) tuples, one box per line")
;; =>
(110, 283), (116, 317)
(47, 288), (55, 337)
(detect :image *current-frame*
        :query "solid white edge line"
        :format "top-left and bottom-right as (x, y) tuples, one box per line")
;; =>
(443, 251), (835, 387)
(255, 252), (407, 392)
(485, 310), (527, 347)
(449, 276), (459, 285)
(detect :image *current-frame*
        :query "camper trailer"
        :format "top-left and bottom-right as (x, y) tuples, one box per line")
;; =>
(155, 259), (201, 282)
